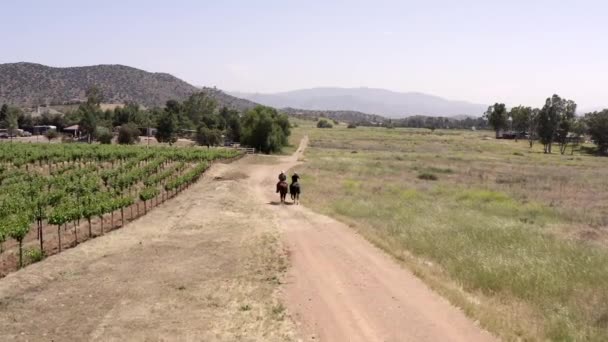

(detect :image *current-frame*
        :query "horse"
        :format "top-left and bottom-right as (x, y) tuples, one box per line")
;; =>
(290, 182), (301, 205)
(276, 181), (289, 203)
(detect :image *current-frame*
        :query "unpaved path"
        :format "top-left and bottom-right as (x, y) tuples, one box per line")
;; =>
(0, 137), (496, 341)
(251, 137), (496, 342)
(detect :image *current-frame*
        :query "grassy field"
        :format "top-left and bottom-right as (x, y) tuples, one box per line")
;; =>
(291, 120), (608, 341)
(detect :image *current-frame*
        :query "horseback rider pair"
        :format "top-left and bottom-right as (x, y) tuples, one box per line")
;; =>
(277, 170), (301, 204)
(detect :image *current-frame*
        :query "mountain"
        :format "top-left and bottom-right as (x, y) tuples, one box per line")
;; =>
(0, 62), (258, 111)
(230, 87), (488, 118)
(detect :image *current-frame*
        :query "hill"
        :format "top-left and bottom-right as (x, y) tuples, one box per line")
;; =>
(0, 62), (258, 111)
(281, 107), (387, 124)
(231, 87), (488, 118)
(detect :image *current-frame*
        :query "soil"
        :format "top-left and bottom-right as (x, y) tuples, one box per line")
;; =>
(0, 137), (496, 341)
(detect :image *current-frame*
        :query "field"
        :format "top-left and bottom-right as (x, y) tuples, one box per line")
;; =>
(0, 142), (240, 276)
(292, 121), (608, 341)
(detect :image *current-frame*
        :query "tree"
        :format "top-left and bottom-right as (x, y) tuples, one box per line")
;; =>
(537, 95), (575, 154)
(86, 86), (104, 107)
(585, 110), (608, 155)
(484, 103), (508, 138)
(527, 109), (540, 148)
(196, 126), (222, 147)
(155, 110), (178, 145)
(220, 107), (242, 142)
(317, 119), (333, 128)
(556, 99), (577, 154)
(6, 214), (32, 268)
(5, 106), (20, 140)
(0, 104), (8, 127)
(117, 123), (141, 145)
(179, 92), (218, 130)
(113, 102), (143, 127)
(78, 106), (98, 143)
(510, 106), (532, 133)
(240, 105), (290, 154)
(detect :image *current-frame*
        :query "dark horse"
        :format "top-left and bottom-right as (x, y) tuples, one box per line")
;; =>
(276, 181), (289, 203)
(290, 182), (301, 205)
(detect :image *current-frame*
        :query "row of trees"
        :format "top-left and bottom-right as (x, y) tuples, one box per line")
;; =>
(484, 94), (607, 155)
(1, 87), (292, 153)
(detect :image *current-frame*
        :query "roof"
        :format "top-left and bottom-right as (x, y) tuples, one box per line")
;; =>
(64, 125), (80, 130)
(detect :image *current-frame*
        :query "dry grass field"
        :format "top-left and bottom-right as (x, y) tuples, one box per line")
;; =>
(290, 119), (608, 341)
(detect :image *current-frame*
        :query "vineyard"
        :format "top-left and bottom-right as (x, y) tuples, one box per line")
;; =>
(0, 143), (241, 276)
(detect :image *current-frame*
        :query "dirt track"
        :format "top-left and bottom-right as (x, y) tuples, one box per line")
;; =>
(0, 137), (496, 341)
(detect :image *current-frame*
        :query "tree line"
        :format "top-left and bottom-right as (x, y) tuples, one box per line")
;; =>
(484, 94), (608, 155)
(0, 87), (291, 153)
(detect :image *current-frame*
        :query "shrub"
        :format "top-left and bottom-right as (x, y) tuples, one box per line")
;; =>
(96, 127), (113, 144)
(417, 172), (438, 181)
(347, 123), (357, 129)
(25, 247), (44, 263)
(44, 129), (59, 142)
(117, 123), (141, 145)
(585, 110), (608, 155)
(317, 119), (333, 129)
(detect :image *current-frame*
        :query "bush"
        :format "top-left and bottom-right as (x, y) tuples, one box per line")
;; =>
(44, 129), (59, 142)
(417, 172), (438, 181)
(585, 110), (608, 155)
(117, 123), (141, 145)
(347, 123), (357, 129)
(96, 127), (113, 144)
(332, 119), (339, 125)
(25, 247), (44, 263)
(317, 119), (333, 129)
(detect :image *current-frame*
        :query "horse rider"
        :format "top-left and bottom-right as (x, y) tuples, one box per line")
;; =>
(291, 171), (300, 184)
(277, 170), (287, 193)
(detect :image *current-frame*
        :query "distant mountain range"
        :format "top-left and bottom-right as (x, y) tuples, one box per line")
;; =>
(230, 87), (488, 118)
(0, 62), (258, 111)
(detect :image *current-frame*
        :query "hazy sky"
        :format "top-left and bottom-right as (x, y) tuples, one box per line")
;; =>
(1, 0), (607, 110)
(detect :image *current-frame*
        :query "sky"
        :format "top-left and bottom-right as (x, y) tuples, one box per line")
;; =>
(1, 0), (607, 110)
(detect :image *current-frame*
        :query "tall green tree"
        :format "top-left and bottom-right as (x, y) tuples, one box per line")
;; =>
(155, 110), (178, 145)
(585, 109), (608, 155)
(78, 86), (104, 143)
(78, 104), (99, 143)
(240, 105), (290, 153)
(220, 107), (242, 142)
(182, 92), (217, 129)
(484, 103), (508, 138)
(556, 99), (577, 154)
(86, 86), (103, 106)
(537, 94), (576, 154)
(509, 106), (533, 133)
(5, 106), (21, 139)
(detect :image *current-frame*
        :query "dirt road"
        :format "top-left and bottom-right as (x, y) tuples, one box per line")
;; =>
(0, 137), (496, 341)
(251, 137), (496, 342)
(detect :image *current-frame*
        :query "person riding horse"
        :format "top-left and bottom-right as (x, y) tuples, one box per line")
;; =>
(276, 171), (289, 203)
